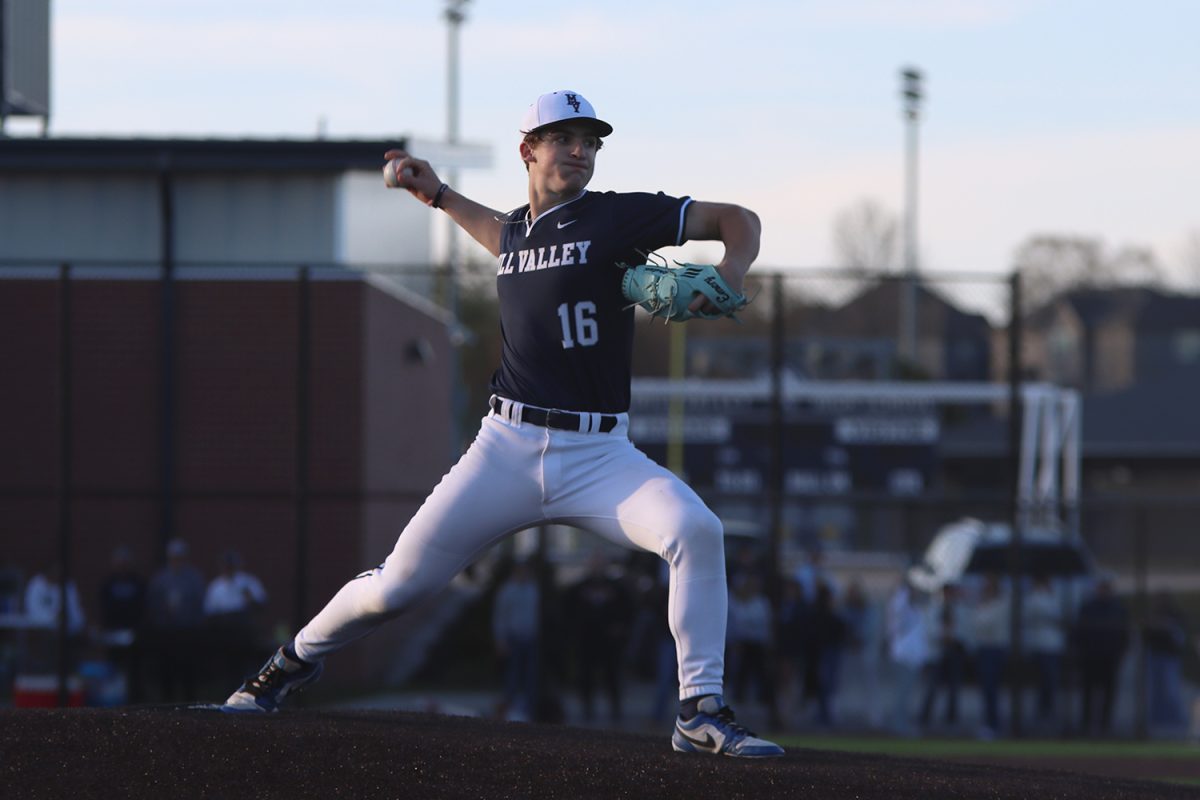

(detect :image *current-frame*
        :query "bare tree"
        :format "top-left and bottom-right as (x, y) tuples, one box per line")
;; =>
(1108, 244), (1165, 285)
(1012, 234), (1165, 308)
(832, 198), (899, 273)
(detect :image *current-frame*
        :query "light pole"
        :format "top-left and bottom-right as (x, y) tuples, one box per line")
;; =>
(441, 0), (469, 309)
(442, 1), (469, 455)
(898, 66), (923, 369)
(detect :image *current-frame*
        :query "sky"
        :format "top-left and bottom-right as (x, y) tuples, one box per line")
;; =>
(26, 0), (1200, 286)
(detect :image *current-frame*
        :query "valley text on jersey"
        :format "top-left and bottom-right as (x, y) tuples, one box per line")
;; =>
(497, 239), (594, 274)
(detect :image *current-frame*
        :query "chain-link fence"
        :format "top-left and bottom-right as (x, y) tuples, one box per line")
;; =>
(2, 259), (1197, 739)
(627, 268), (1018, 561)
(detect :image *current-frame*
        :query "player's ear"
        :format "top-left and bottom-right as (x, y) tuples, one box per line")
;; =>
(519, 140), (536, 166)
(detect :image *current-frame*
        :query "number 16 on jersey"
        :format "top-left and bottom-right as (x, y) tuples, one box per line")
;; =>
(558, 301), (598, 348)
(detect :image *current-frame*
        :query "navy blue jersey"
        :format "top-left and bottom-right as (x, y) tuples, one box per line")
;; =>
(490, 190), (692, 413)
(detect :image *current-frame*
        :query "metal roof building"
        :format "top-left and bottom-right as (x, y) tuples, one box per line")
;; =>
(0, 136), (479, 287)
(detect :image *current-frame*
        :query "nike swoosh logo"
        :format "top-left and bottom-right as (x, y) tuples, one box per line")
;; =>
(556, 219), (578, 229)
(678, 728), (718, 751)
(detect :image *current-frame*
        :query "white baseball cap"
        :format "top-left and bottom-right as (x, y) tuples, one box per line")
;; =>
(520, 90), (613, 137)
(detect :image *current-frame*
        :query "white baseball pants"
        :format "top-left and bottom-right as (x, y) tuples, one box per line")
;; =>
(294, 401), (728, 700)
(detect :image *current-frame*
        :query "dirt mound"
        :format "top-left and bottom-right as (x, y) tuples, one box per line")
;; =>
(1, 707), (1196, 799)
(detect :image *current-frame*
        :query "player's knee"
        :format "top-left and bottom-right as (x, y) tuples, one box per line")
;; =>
(353, 578), (398, 618)
(691, 507), (725, 550)
(664, 504), (724, 559)
(359, 565), (437, 618)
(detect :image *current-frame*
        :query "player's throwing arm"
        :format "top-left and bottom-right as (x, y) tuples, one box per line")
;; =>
(382, 148), (504, 258)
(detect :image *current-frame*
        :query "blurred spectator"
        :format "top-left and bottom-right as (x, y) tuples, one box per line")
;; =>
(1023, 575), (1065, 726)
(97, 546), (147, 702)
(622, 552), (661, 682)
(23, 563), (87, 673)
(565, 551), (633, 723)
(726, 572), (778, 726)
(203, 551), (267, 617)
(795, 547), (839, 714)
(795, 546), (837, 604)
(808, 580), (847, 728)
(24, 563), (86, 635)
(920, 582), (968, 731)
(492, 559), (540, 722)
(0, 559), (22, 614)
(774, 577), (809, 727)
(1073, 575), (1129, 736)
(728, 540), (769, 587)
(100, 546), (146, 634)
(640, 560), (677, 724)
(971, 574), (1010, 739)
(145, 539), (206, 701)
(885, 576), (930, 736)
(1142, 591), (1188, 730)
(1191, 638), (1200, 742)
(204, 550), (268, 688)
(840, 577), (883, 729)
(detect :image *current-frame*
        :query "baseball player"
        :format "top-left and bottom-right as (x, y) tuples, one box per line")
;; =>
(222, 90), (783, 758)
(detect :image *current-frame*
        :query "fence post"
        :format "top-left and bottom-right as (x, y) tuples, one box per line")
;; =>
(1007, 269), (1025, 737)
(157, 167), (176, 561)
(666, 320), (686, 478)
(1133, 504), (1148, 740)
(294, 266), (312, 632)
(56, 263), (73, 707)
(768, 273), (785, 601)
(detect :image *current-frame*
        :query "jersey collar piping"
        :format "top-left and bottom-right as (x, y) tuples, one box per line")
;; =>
(525, 190), (588, 236)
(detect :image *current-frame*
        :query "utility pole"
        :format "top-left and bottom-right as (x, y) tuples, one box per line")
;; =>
(898, 66), (924, 370)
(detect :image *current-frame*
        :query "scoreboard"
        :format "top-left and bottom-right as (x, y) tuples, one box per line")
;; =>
(629, 403), (939, 497)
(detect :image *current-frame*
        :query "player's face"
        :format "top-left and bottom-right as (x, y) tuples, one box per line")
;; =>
(525, 123), (601, 195)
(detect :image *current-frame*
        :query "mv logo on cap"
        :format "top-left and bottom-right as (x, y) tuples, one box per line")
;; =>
(521, 90), (614, 137)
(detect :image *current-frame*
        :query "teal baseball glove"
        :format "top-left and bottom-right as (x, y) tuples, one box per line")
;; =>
(620, 262), (749, 322)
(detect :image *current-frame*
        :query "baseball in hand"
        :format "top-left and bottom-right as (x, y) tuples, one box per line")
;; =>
(383, 159), (412, 188)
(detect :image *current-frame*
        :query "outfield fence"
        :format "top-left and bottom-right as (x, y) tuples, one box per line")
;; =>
(1, 259), (1196, 739)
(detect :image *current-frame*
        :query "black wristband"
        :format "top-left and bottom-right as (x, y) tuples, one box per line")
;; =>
(432, 183), (449, 209)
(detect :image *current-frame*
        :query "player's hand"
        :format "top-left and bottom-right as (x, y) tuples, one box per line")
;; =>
(383, 149), (443, 206)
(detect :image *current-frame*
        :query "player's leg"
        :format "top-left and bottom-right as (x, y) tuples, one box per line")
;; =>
(223, 415), (546, 711)
(550, 434), (782, 757)
(554, 464), (726, 702)
(298, 415), (548, 658)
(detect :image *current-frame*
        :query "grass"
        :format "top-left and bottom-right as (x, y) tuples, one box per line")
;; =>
(775, 732), (1200, 790)
(774, 734), (1200, 760)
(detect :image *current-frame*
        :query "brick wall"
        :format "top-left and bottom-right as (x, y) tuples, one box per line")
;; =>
(0, 272), (454, 688)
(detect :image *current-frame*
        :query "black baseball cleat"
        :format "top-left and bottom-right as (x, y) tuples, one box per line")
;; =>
(672, 695), (785, 758)
(220, 644), (323, 713)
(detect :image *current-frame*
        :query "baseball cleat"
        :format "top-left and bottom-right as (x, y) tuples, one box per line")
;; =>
(220, 644), (323, 713)
(672, 695), (785, 758)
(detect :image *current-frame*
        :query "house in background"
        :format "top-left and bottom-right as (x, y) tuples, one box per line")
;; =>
(1010, 286), (1200, 392)
(677, 277), (994, 382)
(815, 279), (993, 381)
